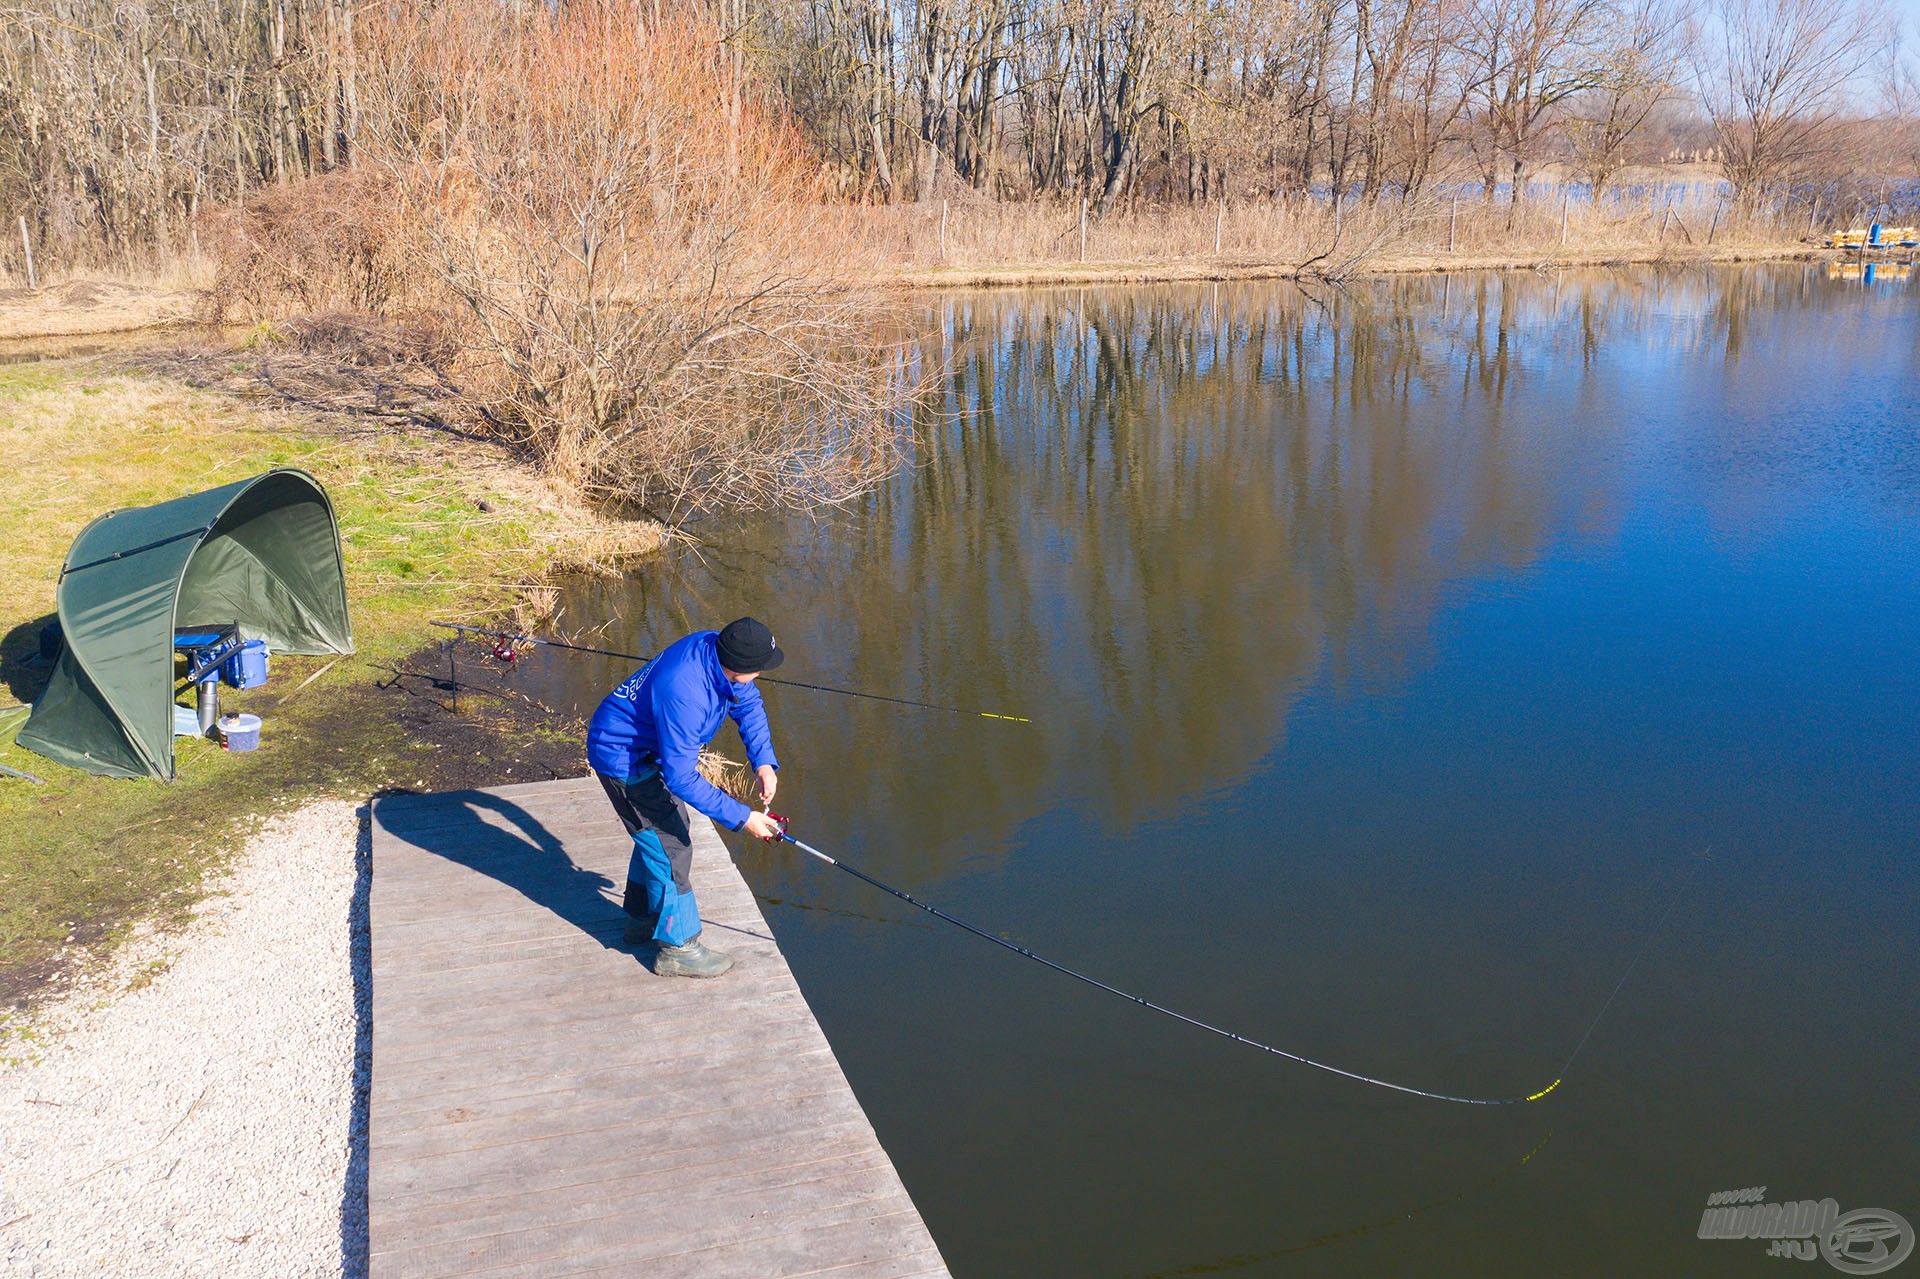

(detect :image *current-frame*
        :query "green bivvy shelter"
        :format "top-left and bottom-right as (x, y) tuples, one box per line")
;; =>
(18, 469), (353, 780)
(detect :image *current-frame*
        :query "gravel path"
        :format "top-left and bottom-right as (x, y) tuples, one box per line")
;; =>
(0, 800), (369, 1278)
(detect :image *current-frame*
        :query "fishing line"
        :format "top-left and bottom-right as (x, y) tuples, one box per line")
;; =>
(1549, 847), (1710, 1084)
(432, 621), (1031, 723)
(770, 821), (1708, 1107)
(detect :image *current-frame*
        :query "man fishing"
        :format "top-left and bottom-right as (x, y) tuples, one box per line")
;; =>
(587, 617), (787, 978)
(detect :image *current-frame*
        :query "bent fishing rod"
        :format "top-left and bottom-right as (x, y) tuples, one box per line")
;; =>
(759, 815), (1707, 1108)
(433, 621), (1031, 724)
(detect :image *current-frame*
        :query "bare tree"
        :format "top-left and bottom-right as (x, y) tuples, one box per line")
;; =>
(1564, 0), (1686, 197)
(14, 0), (1897, 278)
(1468, 0), (1612, 219)
(1692, 0), (1885, 206)
(348, 1), (917, 521)
(0, 0), (357, 269)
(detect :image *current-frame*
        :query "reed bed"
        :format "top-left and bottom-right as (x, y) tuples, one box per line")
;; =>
(862, 184), (1819, 282)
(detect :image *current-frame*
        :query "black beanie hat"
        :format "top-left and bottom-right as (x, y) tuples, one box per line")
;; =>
(716, 617), (785, 673)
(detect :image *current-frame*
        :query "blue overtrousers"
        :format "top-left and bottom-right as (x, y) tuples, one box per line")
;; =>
(596, 768), (702, 946)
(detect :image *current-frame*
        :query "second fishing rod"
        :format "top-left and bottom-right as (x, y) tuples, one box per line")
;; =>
(435, 620), (1032, 724)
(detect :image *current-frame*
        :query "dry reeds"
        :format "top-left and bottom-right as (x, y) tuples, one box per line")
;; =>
(867, 181), (1816, 281)
(343, 1), (919, 524)
(696, 750), (756, 804)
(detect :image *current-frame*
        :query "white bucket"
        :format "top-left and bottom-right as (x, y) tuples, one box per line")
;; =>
(218, 712), (262, 752)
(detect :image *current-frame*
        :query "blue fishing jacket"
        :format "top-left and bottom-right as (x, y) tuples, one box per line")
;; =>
(586, 631), (778, 831)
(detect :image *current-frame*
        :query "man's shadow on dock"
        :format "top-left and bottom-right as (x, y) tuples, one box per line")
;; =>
(373, 788), (631, 947)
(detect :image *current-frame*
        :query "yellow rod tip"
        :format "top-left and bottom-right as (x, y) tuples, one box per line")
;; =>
(1525, 1079), (1562, 1102)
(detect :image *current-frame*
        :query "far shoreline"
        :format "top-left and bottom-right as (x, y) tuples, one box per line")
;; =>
(886, 241), (1832, 291)
(0, 243), (1847, 345)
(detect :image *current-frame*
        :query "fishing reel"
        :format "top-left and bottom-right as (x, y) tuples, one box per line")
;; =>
(489, 634), (521, 666)
(760, 811), (789, 841)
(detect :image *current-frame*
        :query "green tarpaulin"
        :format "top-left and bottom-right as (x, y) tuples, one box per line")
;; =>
(18, 469), (353, 780)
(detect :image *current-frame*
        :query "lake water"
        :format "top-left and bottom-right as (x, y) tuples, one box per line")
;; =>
(534, 264), (1920, 1276)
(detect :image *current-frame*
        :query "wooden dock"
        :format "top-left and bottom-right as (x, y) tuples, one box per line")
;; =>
(367, 776), (950, 1279)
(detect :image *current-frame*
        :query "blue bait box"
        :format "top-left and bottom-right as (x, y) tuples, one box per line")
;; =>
(222, 639), (269, 689)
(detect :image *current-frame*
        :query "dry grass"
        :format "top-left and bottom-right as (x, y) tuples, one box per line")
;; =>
(0, 365), (662, 639)
(869, 185), (1825, 286)
(0, 358), (666, 1010)
(0, 374), (279, 627)
(3, 188), (1823, 346)
(0, 271), (209, 341)
(696, 749), (756, 803)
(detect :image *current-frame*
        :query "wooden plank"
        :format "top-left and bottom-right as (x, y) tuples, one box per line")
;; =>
(376, 1123), (887, 1219)
(376, 1153), (903, 1257)
(373, 1076), (858, 1162)
(369, 777), (948, 1279)
(533, 1240), (950, 1279)
(371, 1046), (837, 1140)
(370, 1011), (828, 1106)
(372, 975), (804, 1057)
(379, 1193), (923, 1279)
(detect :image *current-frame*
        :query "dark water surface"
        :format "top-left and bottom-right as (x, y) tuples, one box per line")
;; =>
(537, 265), (1920, 1276)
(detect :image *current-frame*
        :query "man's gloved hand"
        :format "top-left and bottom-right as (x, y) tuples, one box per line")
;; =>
(742, 811), (784, 841)
(755, 764), (778, 806)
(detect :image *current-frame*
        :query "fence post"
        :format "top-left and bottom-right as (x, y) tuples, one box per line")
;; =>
(1079, 197), (1087, 262)
(938, 199), (948, 261)
(1805, 198), (1819, 239)
(1707, 199), (1721, 245)
(18, 216), (35, 290)
(1449, 196), (1458, 253)
(1214, 199), (1224, 255)
(1333, 191), (1342, 238)
(1560, 189), (1570, 245)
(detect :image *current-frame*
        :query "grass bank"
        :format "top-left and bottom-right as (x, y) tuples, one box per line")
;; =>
(0, 357), (661, 1022)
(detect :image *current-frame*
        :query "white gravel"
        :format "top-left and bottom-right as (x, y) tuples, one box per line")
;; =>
(0, 800), (370, 1278)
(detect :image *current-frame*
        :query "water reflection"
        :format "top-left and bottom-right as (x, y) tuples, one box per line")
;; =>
(540, 263), (1919, 1278)
(554, 266), (1915, 859)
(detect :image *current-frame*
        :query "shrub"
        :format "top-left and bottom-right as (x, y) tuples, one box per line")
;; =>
(348, 1), (917, 523)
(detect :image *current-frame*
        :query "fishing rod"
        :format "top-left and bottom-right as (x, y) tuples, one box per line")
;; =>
(762, 815), (1708, 1107)
(432, 620), (1032, 723)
